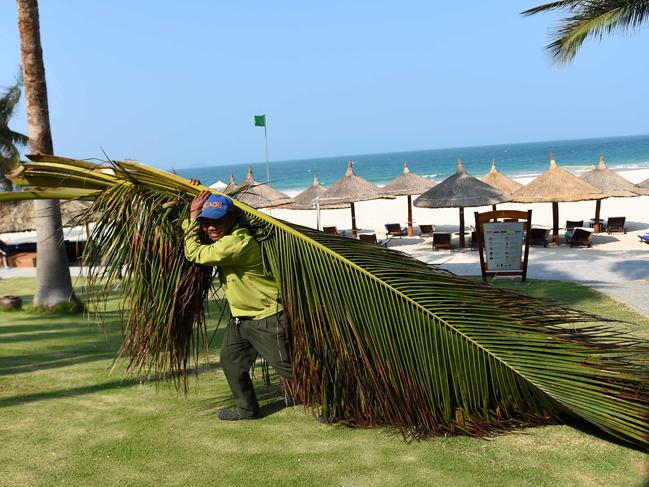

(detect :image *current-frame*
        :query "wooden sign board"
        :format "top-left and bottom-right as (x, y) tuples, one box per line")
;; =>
(474, 209), (532, 282)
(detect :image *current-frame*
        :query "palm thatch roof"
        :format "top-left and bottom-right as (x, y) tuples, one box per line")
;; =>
(235, 168), (293, 209)
(638, 177), (649, 189)
(414, 160), (508, 208)
(285, 175), (347, 210)
(579, 156), (640, 197)
(480, 160), (522, 195)
(318, 161), (388, 205)
(224, 174), (237, 194)
(511, 156), (605, 203)
(382, 163), (435, 196)
(0, 199), (90, 234)
(634, 175), (649, 195)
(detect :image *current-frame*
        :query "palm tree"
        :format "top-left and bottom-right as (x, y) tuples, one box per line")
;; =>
(2, 154), (648, 450)
(0, 78), (28, 192)
(522, 1), (649, 64)
(16, 0), (79, 308)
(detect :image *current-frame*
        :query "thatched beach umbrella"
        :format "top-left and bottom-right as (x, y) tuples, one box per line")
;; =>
(579, 155), (641, 232)
(285, 175), (347, 230)
(636, 176), (649, 195)
(0, 200), (90, 234)
(414, 160), (508, 248)
(511, 155), (605, 243)
(382, 163), (435, 236)
(286, 175), (327, 210)
(319, 160), (389, 238)
(481, 160), (522, 207)
(224, 174), (237, 194)
(235, 167), (292, 209)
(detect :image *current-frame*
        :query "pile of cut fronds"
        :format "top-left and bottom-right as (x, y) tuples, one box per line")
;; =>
(3, 154), (648, 450)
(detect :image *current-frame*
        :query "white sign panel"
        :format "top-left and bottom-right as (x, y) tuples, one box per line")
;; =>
(483, 222), (524, 271)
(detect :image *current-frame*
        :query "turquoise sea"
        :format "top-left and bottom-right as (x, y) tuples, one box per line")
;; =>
(175, 134), (649, 194)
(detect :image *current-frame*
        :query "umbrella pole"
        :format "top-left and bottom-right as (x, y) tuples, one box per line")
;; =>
(350, 202), (357, 239)
(492, 204), (497, 222)
(459, 207), (465, 248)
(407, 195), (413, 236)
(552, 202), (559, 243)
(594, 199), (601, 233)
(315, 197), (321, 231)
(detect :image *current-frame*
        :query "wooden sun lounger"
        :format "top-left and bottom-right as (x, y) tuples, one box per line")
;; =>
(432, 232), (452, 250)
(565, 220), (583, 230)
(639, 234), (649, 245)
(606, 216), (626, 234)
(384, 223), (407, 238)
(323, 225), (343, 236)
(358, 233), (389, 247)
(529, 228), (550, 247)
(418, 224), (435, 237)
(566, 228), (593, 248)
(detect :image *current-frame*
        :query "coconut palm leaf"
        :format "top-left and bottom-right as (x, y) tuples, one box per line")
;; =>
(4, 154), (649, 449)
(522, 0), (649, 64)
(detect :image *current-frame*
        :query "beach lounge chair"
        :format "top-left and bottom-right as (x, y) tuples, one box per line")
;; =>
(565, 220), (583, 230)
(529, 228), (549, 247)
(323, 225), (341, 236)
(384, 223), (407, 238)
(358, 233), (378, 244)
(469, 231), (479, 250)
(606, 216), (626, 234)
(419, 224), (435, 237)
(432, 232), (452, 251)
(639, 234), (649, 245)
(359, 232), (390, 247)
(566, 228), (593, 248)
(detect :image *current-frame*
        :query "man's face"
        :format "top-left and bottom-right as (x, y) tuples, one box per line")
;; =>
(199, 213), (236, 242)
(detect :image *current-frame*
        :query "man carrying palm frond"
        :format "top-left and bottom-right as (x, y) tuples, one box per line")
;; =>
(183, 185), (291, 421)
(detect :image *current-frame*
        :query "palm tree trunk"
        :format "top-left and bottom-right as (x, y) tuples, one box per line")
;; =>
(16, 0), (78, 307)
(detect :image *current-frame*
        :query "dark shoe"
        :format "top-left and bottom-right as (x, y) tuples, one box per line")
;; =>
(217, 409), (258, 421)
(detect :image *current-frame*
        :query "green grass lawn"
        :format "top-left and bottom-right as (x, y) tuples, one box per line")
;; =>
(0, 277), (647, 486)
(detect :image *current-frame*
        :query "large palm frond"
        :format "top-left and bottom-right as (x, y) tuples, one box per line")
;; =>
(2, 155), (648, 449)
(0, 80), (29, 158)
(522, 0), (649, 64)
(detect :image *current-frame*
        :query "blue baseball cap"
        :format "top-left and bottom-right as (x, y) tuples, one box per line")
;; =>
(197, 194), (234, 220)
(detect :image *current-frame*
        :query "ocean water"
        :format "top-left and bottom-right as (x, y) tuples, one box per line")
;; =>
(175, 134), (649, 194)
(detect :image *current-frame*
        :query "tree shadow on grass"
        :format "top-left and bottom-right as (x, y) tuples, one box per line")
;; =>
(0, 351), (115, 376)
(0, 378), (141, 407)
(569, 419), (649, 455)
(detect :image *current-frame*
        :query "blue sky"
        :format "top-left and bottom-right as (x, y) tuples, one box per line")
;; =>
(1, 1), (648, 168)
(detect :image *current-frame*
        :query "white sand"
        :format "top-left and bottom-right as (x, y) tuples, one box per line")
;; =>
(266, 168), (649, 251)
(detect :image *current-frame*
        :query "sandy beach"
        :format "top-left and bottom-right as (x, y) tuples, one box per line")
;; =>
(267, 167), (649, 252)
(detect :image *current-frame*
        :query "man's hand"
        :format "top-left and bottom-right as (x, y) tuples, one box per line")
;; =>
(190, 190), (211, 220)
(188, 178), (202, 186)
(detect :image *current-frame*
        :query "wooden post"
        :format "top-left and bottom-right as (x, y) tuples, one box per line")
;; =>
(407, 195), (413, 236)
(459, 206), (465, 248)
(594, 199), (601, 233)
(350, 202), (357, 238)
(552, 202), (559, 243)
(522, 209), (532, 282)
(474, 211), (486, 281)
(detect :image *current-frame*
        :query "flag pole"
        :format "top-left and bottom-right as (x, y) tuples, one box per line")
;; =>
(264, 117), (270, 183)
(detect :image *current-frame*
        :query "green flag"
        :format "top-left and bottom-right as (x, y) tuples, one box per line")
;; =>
(254, 114), (266, 127)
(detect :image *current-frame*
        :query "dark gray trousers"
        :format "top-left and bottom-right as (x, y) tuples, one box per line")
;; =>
(220, 311), (292, 417)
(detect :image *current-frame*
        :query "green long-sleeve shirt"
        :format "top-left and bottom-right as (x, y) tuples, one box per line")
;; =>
(182, 219), (282, 320)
